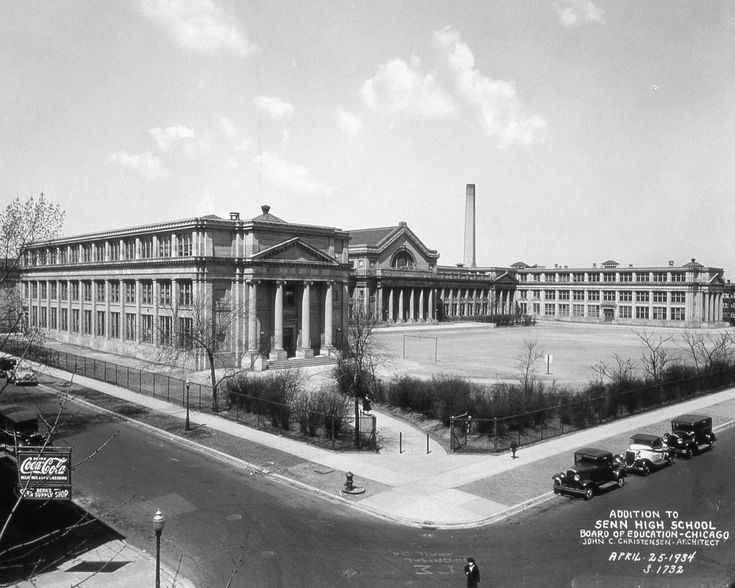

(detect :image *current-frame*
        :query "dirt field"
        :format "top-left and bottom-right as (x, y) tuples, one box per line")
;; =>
(373, 321), (735, 390)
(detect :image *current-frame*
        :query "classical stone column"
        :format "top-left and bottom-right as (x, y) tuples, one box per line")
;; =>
(247, 280), (258, 353)
(297, 281), (313, 358)
(270, 281), (287, 360)
(428, 288), (435, 320)
(418, 289), (425, 321)
(377, 286), (383, 321)
(323, 282), (334, 351)
(409, 288), (415, 322)
(388, 288), (394, 322)
(398, 289), (405, 322)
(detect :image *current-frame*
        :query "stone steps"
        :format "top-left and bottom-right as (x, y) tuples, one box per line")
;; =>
(267, 355), (336, 371)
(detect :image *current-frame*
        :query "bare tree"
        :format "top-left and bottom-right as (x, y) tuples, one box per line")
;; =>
(515, 339), (543, 394)
(333, 305), (381, 449)
(634, 329), (674, 383)
(677, 329), (734, 373)
(157, 289), (247, 412)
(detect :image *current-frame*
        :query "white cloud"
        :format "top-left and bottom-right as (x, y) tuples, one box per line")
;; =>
(554, 0), (605, 27)
(253, 152), (332, 195)
(138, 0), (258, 56)
(433, 26), (546, 147)
(218, 116), (249, 152)
(337, 108), (363, 135)
(108, 150), (168, 180)
(149, 125), (195, 150)
(360, 58), (455, 117)
(254, 95), (294, 120)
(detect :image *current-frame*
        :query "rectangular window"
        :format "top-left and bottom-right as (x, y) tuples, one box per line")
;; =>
(125, 281), (136, 304)
(141, 281), (153, 305)
(671, 307), (685, 321)
(671, 292), (685, 304)
(572, 304), (585, 317)
(588, 273), (600, 282)
(671, 272), (685, 282)
(82, 244), (92, 262)
(94, 242), (105, 262)
(60, 248), (68, 264)
(40, 307), (47, 328)
(124, 239), (136, 260)
(619, 306), (632, 319)
(619, 291), (632, 302)
(159, 281), (172, 306)
(637, 272), (650, 283)
(96, 311), (105, 336)
(30, 307), (38, 326)
(50, 307), (57, 330)
(49, 248), (57, 265)
(544, 303), (555, 316)
(38, 250), (47, 265)
(158, 236), (172, 257)
(83, 310), (92, 334)
(636, 306), (650, 319)
(96, 282), (106, 302)
(603, 272), (616, 282)
(573, 290), (584, 301)
(125, 313), (136, 340)
(109, 241), (120, 261)
(141, 314), (153, 343)
(140, 238), (153, 259)
(587, 291), (599, 301)
(110, 282), (120, 303)
(50, 282), (57, 300)
(70, 247), (79, 263)
(573, 273), (584, 282)
(558, 273), (570, 283)
(40, 282), (47, 299)
(532, 290), (540, 299)
(544, 290), (556, 300)
(60, 282), (68, 301)
(60, 308), (68, 331)
(23, 282), (29, 298)
(178, 280), (193, 306)
(558, 290), (570, 300)
(588, 305), (600, 318)
(653, 291), (667, 303)
(178, 317), (193, 348)
(636, 291), (650, 303)
(71, 309), (80, 332)
(110, 312), (120, 338)
(71, 282), (80, 301)
(603, 291), (615, 302)
(558, 304), (570, 316)
(83, 281), (92, 301)
(32, 282), (38, 298)
(159, 315), (172, 345)
(619, 272), (632, 282)
(178, 233), (193, 256)
(653, 306), (667, 320)
(653, 272), (667, 282)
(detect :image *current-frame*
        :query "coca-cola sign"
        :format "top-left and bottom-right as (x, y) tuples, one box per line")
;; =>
(16, 447), (72, 501)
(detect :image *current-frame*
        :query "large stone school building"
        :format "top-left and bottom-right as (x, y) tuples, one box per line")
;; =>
(19, 188), (728, 369)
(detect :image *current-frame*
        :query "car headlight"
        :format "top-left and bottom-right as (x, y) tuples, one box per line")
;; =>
(574, 474), (581, 482)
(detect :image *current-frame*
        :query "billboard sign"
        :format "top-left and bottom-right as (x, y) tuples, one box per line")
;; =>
(16, 446), (72, 501)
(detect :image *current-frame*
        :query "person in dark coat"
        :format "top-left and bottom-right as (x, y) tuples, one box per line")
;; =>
(464, 557), (480, 587)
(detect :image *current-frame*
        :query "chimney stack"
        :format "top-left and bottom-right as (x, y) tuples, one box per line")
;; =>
(463, 184), (477, 268)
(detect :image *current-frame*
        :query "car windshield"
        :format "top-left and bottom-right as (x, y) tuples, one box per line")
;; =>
(574, 453), (597, 465)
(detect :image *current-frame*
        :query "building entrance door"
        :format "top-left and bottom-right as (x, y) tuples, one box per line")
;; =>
(603, 308), (614, 321)
(283, 327), (296, 357)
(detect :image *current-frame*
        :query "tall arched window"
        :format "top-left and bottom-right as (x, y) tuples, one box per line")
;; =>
(391, 250), (415, 269)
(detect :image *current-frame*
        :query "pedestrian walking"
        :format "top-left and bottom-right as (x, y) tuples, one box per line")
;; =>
(464, 557), (480, 587)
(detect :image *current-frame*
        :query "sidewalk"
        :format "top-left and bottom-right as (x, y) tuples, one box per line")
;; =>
(11, 358), (735, 586)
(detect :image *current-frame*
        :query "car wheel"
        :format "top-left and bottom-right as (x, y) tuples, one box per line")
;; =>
(584, 487), (594, 501)
(684, 448), (692, 460)
(617, 476), (625, 488)
(641, 462), (650, 476)
(553, 481), (561, 495)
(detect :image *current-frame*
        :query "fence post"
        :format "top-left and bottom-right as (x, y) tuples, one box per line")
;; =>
(493, 417), (498, 452)
(426, 433), (430, 455)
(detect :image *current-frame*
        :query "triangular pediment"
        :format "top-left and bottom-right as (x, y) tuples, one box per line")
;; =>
(494, 271), (519, 285)
(252, 237), (338, 265)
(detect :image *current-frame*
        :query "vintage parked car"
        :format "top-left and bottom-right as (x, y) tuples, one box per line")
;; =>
(0, 405), (48, 454)
(663, 414), (716, 458)
(9, 363), (38, 386)
(0, 356), (16, 378)
(552, 447), (626, 500)
(615, 433), (674, 475)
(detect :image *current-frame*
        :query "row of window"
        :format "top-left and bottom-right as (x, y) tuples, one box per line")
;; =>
(25, 280), (192, 306)
(29, 307), (195, 347)
(25, 233), (193, 266)
(519, 271), (687, 283)
(519, 290), (687, 303)
(520, 303), (686, 321)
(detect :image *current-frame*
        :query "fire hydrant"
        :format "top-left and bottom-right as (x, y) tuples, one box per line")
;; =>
(344, 471), (354, 492)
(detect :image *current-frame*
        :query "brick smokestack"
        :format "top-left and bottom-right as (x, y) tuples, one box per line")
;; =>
(463, 184), (476, 268)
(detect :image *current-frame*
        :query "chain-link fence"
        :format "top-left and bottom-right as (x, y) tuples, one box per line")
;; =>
(450, 365), (735, 453)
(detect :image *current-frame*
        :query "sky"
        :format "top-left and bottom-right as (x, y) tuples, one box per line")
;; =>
(2, 1), (735, 275)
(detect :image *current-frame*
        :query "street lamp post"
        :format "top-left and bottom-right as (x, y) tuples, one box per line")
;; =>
(152, 509), (166, 588)
(185, 378), (191, 431)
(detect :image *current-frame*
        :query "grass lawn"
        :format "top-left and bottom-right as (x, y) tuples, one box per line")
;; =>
(373, 321), (734, 390)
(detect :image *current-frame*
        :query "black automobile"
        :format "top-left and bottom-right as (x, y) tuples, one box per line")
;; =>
(615, 433), (675, 476)
(0, 405), (48, 454)
(663, 414), (716, 459)
(552, 448), (626, 500)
